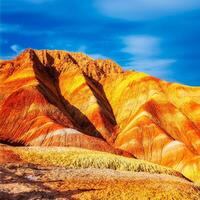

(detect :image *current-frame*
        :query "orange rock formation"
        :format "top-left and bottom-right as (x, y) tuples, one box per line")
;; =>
(0, 49), (200, 184)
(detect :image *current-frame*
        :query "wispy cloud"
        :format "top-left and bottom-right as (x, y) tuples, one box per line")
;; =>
(122, 35), (160, 57)
(1, 0), (200, 85)
(95, 0), (200, 20)
(126, 59), (176, 79)
(10, 44), (23, 53)
(122, 35), (176, 79)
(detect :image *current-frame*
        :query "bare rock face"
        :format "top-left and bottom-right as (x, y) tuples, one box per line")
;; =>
(0, 49), (200, 184)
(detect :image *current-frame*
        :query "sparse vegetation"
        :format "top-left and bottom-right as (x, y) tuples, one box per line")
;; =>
(14, 147), (182, 178)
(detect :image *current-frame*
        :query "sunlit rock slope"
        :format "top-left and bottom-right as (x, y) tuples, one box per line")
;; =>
(0, 49), (200, 184)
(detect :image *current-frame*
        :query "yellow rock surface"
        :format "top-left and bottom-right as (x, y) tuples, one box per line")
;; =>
(0, 49), (200, 184)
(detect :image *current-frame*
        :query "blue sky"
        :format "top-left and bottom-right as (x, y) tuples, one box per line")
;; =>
(0, 0), (200, 85)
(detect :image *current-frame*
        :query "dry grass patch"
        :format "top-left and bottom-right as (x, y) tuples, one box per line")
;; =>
(13, 147), (183, 178)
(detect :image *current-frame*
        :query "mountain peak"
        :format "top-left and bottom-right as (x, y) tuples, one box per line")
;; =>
(1, 49), (200, 185)
(10, 49), (123, 80)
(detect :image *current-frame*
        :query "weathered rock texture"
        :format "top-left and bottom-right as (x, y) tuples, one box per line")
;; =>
(0, 49), (200, 184)
(0, 146), (200, 200)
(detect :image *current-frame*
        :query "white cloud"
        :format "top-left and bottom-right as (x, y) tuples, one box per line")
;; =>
(10, 44), (23, 53)
(125, 59), (176, 79)
(95, 0), (200, 20)
(122, 35), (160, 57)
(121, 35), (176, 80)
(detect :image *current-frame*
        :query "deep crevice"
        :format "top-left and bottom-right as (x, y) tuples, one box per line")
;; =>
(0, 139), (25, 146)
(31, 50), (103, 139)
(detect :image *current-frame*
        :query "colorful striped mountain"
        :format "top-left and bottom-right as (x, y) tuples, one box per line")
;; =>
(0, 49), (200, 185)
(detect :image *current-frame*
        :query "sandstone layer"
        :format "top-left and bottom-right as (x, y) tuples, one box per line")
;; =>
(0, 49), (200, 184)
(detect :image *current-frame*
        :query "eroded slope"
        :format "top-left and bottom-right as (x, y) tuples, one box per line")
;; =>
(0, 49), (200, 184)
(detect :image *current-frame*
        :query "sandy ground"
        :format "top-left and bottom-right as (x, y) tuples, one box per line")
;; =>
(0, 146), (200, 199)
(0, 163), (200, 200)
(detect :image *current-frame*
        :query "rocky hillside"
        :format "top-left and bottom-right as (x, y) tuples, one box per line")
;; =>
(0, 49), (200, 184)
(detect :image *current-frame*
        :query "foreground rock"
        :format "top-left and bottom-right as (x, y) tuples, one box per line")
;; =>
(1, 164), (200, 200)
(0, 146), (200, 200)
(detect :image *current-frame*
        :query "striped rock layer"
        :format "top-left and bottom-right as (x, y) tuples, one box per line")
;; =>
(0, 49), (200, 183)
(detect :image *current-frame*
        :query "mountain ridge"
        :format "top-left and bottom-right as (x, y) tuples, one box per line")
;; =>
(0, 49), (200, 184)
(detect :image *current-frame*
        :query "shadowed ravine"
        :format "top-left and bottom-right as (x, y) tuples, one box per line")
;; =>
(32, 50), (103, 138)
